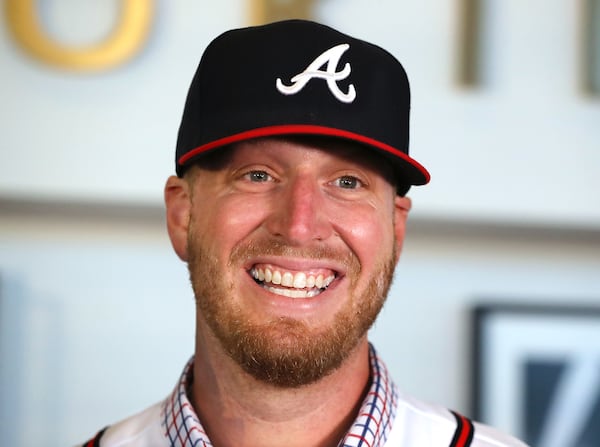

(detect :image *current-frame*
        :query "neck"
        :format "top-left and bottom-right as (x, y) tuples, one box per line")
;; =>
(191, 326), (371, 447)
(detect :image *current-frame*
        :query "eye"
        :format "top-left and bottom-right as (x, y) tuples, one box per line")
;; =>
(245, 170), (272, 183)
(333, 175), (363, 189)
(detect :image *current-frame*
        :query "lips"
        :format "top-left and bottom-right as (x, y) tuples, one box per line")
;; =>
(250, 266), (336, 299)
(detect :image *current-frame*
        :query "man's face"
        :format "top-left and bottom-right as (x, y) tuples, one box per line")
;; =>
(171, 137), (410, 387)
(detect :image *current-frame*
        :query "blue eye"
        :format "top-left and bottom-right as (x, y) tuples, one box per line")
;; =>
(335, 175), (362, 189)
(247, 170), (271, 182)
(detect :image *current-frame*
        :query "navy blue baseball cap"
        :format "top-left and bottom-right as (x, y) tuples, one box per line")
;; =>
(175, 19), (430, 195)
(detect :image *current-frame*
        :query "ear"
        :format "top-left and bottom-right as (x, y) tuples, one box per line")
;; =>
(393, 196), (412, 263)
(164, 175), (192, 261)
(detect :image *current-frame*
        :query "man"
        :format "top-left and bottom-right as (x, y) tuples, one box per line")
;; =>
(82, 19), (527, 447)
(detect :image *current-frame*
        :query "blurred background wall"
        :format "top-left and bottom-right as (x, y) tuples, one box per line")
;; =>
(0, 1), (598, 446)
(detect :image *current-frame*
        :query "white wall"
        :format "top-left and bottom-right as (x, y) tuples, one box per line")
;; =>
(1, 0), (599, 226)
(1, 1), (599, 446)
(1, 209), (599, 446)
(0, 210), (194, 445)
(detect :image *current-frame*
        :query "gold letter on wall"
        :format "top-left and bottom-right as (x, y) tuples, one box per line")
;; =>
(250, 0), (317, 25)
(582, 0), (600, 95)
(5, 0), (153, 72)
(456, 0), (481, 87)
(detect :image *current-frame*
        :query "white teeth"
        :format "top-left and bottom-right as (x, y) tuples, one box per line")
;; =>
(281, 272), (294, 287)
(315, 275), (323, 288)
(251, 267), (335, 297)
(293, 272), (307, 289)
(272, 270), (282, 285)
(267, 286), (321, 299)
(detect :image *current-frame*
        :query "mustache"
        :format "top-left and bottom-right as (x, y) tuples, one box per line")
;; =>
(229, 238), (361, 274)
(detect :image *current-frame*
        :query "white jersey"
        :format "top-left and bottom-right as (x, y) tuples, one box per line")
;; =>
(81, 392), (527, 447)
(80, 349), (528, 447)
(386, 390), (528, 446)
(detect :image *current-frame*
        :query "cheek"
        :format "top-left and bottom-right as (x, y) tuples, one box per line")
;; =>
(219, 195), (271, 233)
(336, 209), (396, 268)
(192, 196), (269, 254)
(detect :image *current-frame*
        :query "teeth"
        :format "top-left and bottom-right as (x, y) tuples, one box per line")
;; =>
(266, 286), (321, 299)
(251, 267), (335, 295)
(281, 272), (294, 287)
(293, 272), (306, 289)
(272, 270), (282, 285)
(315, 275), (324, 288)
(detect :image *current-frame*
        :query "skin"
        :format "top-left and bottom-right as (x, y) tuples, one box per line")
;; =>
(164, 136), (411, 447)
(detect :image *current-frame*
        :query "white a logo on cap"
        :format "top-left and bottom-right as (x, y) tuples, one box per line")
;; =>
(276, 44), (356, 104)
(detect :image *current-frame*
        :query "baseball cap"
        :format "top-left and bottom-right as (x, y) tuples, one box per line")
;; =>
(175, 19), (430, 195)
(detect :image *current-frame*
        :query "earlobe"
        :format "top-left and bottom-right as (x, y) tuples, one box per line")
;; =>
(164, 175), (192, 261)
(393, 196), (412, 262)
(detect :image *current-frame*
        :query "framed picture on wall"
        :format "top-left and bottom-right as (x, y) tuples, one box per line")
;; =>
(471, 303), (600, 447)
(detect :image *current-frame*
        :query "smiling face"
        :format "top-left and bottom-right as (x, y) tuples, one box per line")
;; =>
(165, 136), (411, 387)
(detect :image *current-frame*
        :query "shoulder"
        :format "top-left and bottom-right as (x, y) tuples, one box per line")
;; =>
(385, 391), (528, 447)
(79, 401), (166, 447)
(471, 422), (529, 447)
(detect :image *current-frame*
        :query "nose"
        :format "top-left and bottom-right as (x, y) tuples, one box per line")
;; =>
(264, 175), (332, 245)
